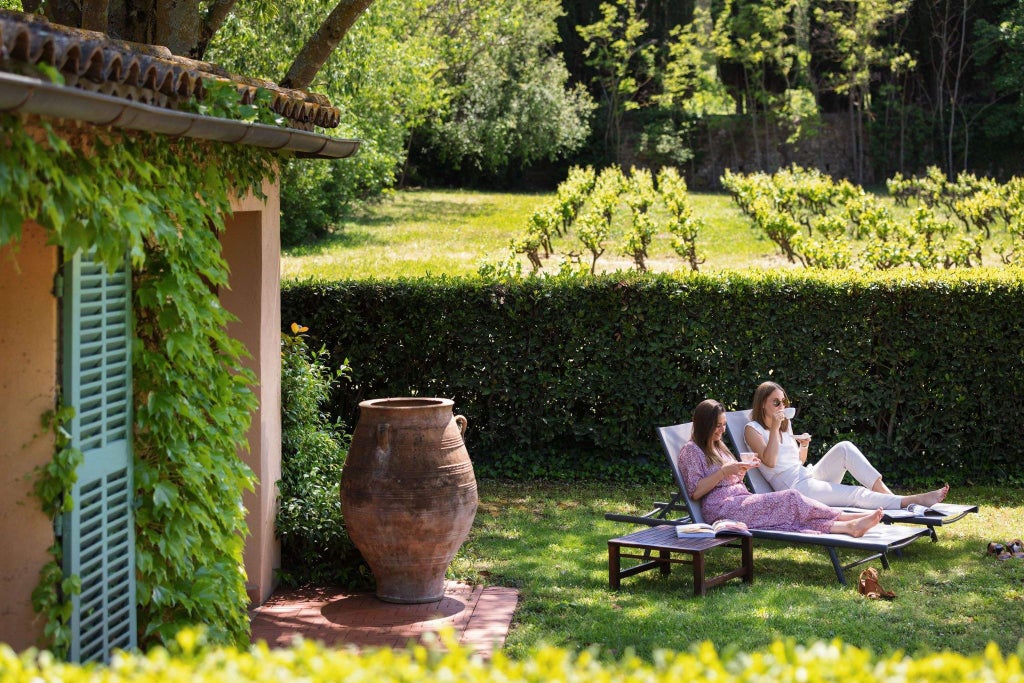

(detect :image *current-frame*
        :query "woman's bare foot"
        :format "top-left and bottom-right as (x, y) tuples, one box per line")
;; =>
(902, 484), (950, 508)
(832, 509), (883, 537)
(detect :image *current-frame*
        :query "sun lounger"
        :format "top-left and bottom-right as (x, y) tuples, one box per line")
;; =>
(653, 423), (930, 585)
(723, 410), (977, 540)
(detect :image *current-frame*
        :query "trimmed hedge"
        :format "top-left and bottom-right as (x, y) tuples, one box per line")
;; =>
(282, 269), (1024, 486)
(1, 631), (1021, 681)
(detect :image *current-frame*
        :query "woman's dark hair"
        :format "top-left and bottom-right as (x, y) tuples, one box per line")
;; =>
(750, 381), (790, 431)
(691, 399), (731, 465)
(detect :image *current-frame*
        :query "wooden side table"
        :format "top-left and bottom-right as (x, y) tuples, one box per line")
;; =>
(608, 525), (754, 596)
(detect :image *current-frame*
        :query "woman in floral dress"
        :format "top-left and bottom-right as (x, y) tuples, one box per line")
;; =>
(679, 399), (883, 536)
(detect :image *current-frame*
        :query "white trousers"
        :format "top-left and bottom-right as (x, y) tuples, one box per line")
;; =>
(792, 441), (903, 509)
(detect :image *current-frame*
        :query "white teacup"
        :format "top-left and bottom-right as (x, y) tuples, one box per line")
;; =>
(739, 452), (756, 463)
(783, 407), (796, 420)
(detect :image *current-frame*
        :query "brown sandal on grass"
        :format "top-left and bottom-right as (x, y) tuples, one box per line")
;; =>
(858, 567), (896, 600)
(987, 542), (1012, 560)
(1007, 539), (1024, 559)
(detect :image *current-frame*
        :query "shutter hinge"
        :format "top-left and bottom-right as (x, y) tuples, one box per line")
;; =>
(53, 272), (64, 299)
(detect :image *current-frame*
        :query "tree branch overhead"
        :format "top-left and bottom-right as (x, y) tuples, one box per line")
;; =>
(281, 0), (375, 90)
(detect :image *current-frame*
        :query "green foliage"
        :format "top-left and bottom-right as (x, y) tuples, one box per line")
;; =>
(493, 164), (713, 276)
(658, 166), (706, 270)
(208, 0), (442, 245)
(29, 405), (82, 656)
(811, 0), (912, 181)
(181, 81), (284, 126)
(975, 0), (1024, 125)
(209, 0), (590, 236)
(1, 112), (277, 650)
(283, 269), (1024, 487)
(658, 9), (735, 117)
(722, 165), (1024, 269)
(577, 0), (658, 162)
(415, 0), (595, 175)
(277, 325), (366, 587)
(0, 626), (1021, 681)
(620, 167), (658, 272)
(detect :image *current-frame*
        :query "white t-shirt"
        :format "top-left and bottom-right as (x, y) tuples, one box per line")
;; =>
(745, 420), (809, 490)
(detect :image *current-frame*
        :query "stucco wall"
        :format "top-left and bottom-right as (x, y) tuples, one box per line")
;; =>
(0, 223), (58, 651)
(223, 180), (282, 606)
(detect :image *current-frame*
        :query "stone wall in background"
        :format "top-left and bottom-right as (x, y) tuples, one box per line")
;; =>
(688, 113), (866, 189)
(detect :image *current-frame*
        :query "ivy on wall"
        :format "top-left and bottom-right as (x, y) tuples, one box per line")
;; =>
(0, 111), (278, 652)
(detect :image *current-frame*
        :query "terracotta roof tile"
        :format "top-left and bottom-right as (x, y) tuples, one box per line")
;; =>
(0, 9), (339, 131)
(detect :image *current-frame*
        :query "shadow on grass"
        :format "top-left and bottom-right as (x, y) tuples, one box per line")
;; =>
(355, 197), (500, 225)
(284, 227), (386, 258)
(283, 194), (512, 258)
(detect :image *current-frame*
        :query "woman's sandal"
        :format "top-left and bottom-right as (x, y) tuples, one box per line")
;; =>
(858, 567), (896, 600)
(1007, 539), (1024, 559)
(987, 542), (1012, 560)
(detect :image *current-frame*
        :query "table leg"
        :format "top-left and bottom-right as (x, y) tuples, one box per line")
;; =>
(609, 542), (621, 590)
(659, 549), (670, 576)
(692, 550), (706, 596)
(742, 536), (754, 583)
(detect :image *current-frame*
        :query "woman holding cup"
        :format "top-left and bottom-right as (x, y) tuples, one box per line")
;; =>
(744, 381), (949, 510)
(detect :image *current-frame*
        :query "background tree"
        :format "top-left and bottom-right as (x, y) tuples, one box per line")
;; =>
(406, 0), (595, 184)
(208, 0), (443, 245)
(974, 0), (1024, 122)
(812, 0), (912, 183)
(577, 0), (658, 164)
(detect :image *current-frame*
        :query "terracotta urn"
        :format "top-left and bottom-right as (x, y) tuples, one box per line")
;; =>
(340, 397), (478, 603)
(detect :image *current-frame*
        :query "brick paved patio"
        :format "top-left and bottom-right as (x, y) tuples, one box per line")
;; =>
(249, 581), (519, 659)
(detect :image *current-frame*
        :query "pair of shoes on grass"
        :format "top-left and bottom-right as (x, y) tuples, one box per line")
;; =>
(987, 539), (1024, 560)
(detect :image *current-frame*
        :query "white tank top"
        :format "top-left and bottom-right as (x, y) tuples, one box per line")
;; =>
(745, 420), (809, 489)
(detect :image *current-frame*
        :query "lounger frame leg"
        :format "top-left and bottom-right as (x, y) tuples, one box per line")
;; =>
(827, 547), (846, 585)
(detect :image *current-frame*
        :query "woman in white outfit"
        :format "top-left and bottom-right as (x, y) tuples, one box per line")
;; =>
(743, 381), (949, 509)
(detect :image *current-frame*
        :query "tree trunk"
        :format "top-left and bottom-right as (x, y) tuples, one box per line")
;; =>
(42, 0), (83, 28)
(154, 0), (203, 57)
(81, 0), (110, 32)
(281, 0), (376, 90)
(194, 0), (239, 60)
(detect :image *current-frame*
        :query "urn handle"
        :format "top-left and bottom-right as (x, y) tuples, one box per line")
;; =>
(455, 414), (468, 435)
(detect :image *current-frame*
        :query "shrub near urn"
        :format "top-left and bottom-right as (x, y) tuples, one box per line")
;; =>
(340, 397), (478, 603)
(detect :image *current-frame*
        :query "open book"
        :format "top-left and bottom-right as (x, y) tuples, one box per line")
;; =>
(865, 503), (950, 519)
(675, 519), (752, 538)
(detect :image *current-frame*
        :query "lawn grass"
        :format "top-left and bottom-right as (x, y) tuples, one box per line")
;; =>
(281, 188), (786, 280)
(451, 480), (1023, 659)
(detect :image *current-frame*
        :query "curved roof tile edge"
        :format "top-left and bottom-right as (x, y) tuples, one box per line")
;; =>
(0, 69), (360, 159)
(0, 9), (341, 130)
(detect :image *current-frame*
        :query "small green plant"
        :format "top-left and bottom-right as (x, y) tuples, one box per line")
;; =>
(278, 323), (367, 587)
(658, 166), (705, 271)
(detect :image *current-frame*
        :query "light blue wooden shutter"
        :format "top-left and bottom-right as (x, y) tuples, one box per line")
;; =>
(61, 250), (137, 663)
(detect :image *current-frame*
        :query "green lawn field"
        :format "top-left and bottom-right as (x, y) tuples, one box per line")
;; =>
(282, 189), (789, 280)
